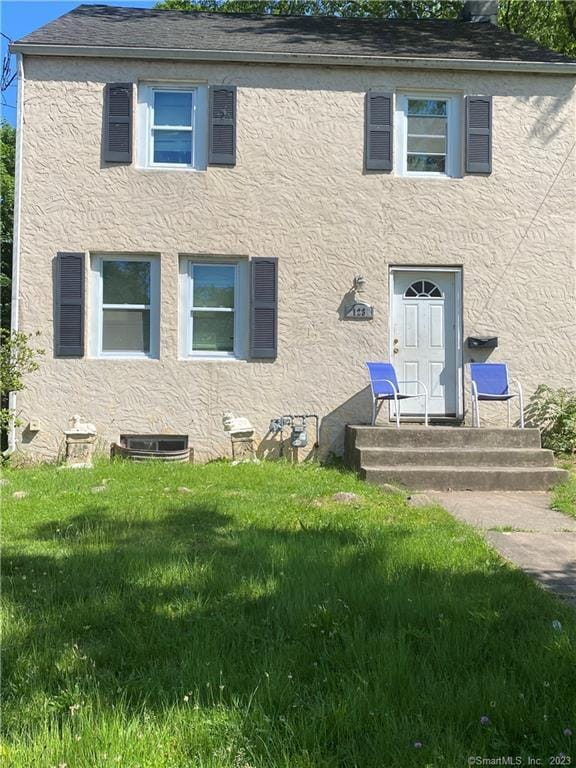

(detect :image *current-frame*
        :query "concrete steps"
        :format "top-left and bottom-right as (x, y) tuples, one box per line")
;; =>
(345, 426), (568, 492)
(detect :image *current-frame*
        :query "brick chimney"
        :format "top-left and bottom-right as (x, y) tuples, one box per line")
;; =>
(460, 1), (499, 24)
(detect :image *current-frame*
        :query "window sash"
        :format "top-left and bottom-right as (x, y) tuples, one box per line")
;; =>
(407, 99), (447, 173)
(93, 256), (159, 358)
(187, 262), (238, 357)
(149, 88), (196, 167)
(397, 93), (459, 178)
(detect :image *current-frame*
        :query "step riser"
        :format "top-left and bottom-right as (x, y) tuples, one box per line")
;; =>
(356, 449), (555, 468)
(363, 468), (568, 492)
(348, 426), (541, 450)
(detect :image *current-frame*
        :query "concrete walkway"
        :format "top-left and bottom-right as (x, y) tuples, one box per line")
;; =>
(422, 492), (576, 605)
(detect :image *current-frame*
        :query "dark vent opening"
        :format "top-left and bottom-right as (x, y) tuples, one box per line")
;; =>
(113, 434), (192, 462)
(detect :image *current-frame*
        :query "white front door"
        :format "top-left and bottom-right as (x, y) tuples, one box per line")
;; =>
(391, 270), (459, 417)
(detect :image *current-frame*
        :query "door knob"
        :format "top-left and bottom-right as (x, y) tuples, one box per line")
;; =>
(393, 347), (399, 354)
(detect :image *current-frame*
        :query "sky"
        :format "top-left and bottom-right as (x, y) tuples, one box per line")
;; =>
(1, 0), (157, 124)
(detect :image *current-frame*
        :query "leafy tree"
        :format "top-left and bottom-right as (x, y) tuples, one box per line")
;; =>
(155, 1), (463, 19)
(155, 0), (576, 55)
(1, 120), (15, 330)
(500, 0), (576, 56)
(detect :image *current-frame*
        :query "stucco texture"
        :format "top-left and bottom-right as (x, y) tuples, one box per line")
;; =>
(15, 55), (576, 460)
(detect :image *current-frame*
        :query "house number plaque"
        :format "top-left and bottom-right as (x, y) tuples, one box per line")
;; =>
(344, 302), (374, 320)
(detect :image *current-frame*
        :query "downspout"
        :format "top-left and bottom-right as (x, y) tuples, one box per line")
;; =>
(4, 53), (24, 457)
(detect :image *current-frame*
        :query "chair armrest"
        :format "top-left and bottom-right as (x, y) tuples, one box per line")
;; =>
(398, 379), (429, 396)
(509, 378), (523, 395)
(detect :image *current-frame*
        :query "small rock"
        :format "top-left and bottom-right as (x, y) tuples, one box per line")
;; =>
(12, 491), (27, 499)
(331, 492), (363, 504)
(91, 485), (107, 494)
(177, 486), (192, 493)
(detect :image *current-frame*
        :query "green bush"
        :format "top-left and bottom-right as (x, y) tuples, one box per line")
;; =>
(0, 328), (44, 433)
(526, 384), (576, 454)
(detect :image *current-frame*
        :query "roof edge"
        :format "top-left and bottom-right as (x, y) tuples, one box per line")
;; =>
(10, 42), (576, 74)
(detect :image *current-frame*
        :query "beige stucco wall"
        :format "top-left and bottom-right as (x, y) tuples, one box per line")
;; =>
(14, 55), (576, 460)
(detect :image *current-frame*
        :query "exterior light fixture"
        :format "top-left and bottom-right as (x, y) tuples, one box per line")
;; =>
(353, 274), (367, 294)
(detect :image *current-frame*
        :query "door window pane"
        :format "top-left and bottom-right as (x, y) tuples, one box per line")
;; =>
(192, 311), (234, 352)
(193, 265), (235, 308)
(153, 130), (192, 164)
(103, 261), (150, 304)
(103, 309), (150, 352)
(154, 91), (193, 126)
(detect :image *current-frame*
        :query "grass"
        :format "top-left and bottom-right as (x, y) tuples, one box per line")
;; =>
(552, 456), (576, 518)
(1, 459), (575, 767)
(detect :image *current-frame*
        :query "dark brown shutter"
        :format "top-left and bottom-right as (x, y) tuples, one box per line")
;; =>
(250, 258), (278, 359)
(55, 252), (84, 357)
(465, 95), (492, 174)
(208, 86), (237, 165)
(103, 83), (133, 163)
(365, 91), (393, 171)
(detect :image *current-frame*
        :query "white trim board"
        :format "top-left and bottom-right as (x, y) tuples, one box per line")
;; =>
(11, 43), (576, 74)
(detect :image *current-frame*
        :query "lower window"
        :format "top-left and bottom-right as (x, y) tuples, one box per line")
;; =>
(181, 259), (248, 359)
(91, 255), (160, 358)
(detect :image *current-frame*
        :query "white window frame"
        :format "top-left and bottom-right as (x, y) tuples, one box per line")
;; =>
(179, 258), (248, 361)
(138, 83), (208, 171)
(90, 254), (160, 359)
(396, 92), (461, 179)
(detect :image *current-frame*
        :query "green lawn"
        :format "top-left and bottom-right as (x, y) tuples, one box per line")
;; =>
(1, 460), (575, 767)
(553, 457), (576, 518)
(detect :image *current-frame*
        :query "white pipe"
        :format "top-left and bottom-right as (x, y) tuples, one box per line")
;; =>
(4, 53), (24, 457)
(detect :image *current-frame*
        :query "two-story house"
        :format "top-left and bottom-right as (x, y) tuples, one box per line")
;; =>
(8, 2), (576, 476)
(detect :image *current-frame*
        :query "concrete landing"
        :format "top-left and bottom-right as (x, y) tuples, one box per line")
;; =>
(422, 492), (576, 604)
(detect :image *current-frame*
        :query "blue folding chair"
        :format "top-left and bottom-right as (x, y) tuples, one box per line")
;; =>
(366, 362), (429, 428)
(469, 363), (524, 428)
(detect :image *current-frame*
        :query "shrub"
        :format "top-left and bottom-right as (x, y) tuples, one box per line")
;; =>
(0, 329), (44, 433)
(526, 385), (576, 454)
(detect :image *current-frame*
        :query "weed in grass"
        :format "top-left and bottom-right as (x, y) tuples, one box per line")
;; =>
(552, 458), (576, 518)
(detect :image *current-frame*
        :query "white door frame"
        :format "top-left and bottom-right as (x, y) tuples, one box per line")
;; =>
(389, 266), (464, 420)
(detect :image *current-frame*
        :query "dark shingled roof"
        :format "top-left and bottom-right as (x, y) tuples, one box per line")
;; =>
(12, 3), (576, 65)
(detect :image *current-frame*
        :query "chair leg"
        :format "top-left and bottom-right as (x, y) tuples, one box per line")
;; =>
(519, 388), (525, 429)
(372, 398), (376, 426)
(507, 399), (511, 428)
(395, 394), (400, 429)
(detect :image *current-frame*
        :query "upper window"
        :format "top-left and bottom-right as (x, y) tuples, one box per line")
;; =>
(180, 259), (248, 359)
(396, 94), (461, 178)
(91, 255), (160, 358)
(138, 84), (208, 170)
